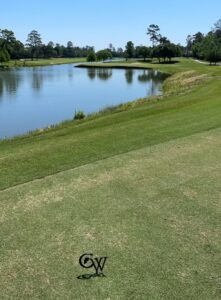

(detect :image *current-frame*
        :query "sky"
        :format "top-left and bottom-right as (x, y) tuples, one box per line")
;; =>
(1, 0), (221, 50)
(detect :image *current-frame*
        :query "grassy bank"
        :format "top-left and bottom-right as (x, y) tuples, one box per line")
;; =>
(0, 59), (220, 190)
(6, 57), (86, 67)
(0, 58), (220, 299)
(77, 57), (221, 75)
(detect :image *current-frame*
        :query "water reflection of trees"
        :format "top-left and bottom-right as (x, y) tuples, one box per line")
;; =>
(0, 70), (22, 98)
(137, 70), (167, 84)
(137, 70), (168, 95)
(97, 68), (112, 80)
(32, 70), (44, 91)
(0, 67), (168, 101)
(0, 68), (54, 98)
(68, 68), (74, 79)
(0, 77), (3, 97)
(125, 69), (134, 84)
(87, 68), (96, 80)
(87, 68), (112, 81)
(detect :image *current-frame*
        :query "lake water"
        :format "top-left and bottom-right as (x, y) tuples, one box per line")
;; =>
(0, 64), (166, 139)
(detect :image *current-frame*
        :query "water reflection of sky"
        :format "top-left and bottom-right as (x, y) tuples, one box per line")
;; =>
(0, 64), (167, 139)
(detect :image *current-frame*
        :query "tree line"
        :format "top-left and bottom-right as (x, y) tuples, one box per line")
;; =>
(0, 20), (221, 65)
(0, 29), (125, 65)
(87, 20), (221, 65)
(186, 19), (221, 64)
(86, 25), (182, 63)
(0, 29), (95, 64)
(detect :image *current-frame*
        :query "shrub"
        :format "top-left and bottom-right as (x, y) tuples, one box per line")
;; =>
(74, 110), (85, 120)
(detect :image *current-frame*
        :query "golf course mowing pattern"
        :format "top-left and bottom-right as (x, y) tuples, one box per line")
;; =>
(0, 74), (221, 191)
(0, 128), (220, 299)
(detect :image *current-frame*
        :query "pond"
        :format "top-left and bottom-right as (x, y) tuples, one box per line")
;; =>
(0, 64), (167, 139)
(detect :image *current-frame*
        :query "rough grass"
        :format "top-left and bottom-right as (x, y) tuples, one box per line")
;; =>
(163, 71), (208, 95)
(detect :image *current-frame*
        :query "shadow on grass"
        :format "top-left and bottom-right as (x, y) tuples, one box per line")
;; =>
(152, 60), (180, 64)
(77, 273), (106, 280)
(138, 59), (153, 63)
(137, 60), (180, 65)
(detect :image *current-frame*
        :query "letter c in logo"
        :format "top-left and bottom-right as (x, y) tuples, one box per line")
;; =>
(79, 253), (94, 269)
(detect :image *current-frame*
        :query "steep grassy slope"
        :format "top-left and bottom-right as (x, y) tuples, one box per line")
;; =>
(0, 60), (221, 190)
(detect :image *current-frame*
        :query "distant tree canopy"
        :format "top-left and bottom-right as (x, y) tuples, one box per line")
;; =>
(0, 29), (97, 61)
(87, 51), (96, 62)
(96, 50), (112, 61)
(152, 42), (181, 62)
(136, 46), (151, 61)
(125, 41), (135, 59)
(147, 24), (161, 47)
(201, 34), (221, 64)
(26, 30), (42, 59)
(0, 20), (220, 65)
(185, 19), (221, 64)
(0, 29), (17, 62)
(146, 24), (182, 62)
(0, 49), (10, 64)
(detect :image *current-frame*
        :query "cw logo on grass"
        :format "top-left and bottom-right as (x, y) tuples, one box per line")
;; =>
(77, 253), (108, 280)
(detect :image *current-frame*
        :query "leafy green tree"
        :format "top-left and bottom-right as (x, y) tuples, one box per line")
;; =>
(159, 36), (170, 44)
(202, 35), (221, 65)
(0, 29), (16, 43)
(137, 46), (150, 61)
(11, 40), (25, 59)
(166, 43), (181, 61)
(152, 46), (161, 62)
(0, 29), (16, 55)
(213, 19), (221, 41)
(186, 35), (193, 57)
(190, 32), (204, 59)
(204, 46), (221, 65)
(67, 41), (73, 48)
(64, 41), (75, 57)
(125, 41), (134, 59)
(87, 51), (96, 62)
(96, 50), (112, 61)
(214, 19), (221, 31)
(26, 30), (42, 60)
(42, 43), (57, 58)
(147, 24), (161, 46)
(193, 32), (204, 44)
(152, 42), (180, 63)
(0, 49), (10, 65)
(54, 43), (64, 57)
(192, 43), (202, 59)
(48, 41), (54, 48)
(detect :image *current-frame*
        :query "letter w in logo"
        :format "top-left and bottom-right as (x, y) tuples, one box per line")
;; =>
(93, 256), (108, 274)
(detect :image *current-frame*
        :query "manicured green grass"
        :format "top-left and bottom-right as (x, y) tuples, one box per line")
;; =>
(7, 57), (86, 67)
(0, 128), (220, 299)
(78, 57), (221, 76)
(0, 58), (220, 299)
(0, 64), (220, 190)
